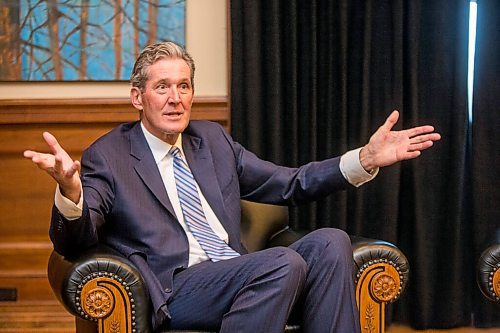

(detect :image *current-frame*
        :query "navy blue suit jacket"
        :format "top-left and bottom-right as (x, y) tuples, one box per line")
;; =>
(50, 120), (351, 327)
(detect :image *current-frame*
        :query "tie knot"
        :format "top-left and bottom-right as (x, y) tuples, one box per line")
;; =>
(169, 146), (181, 159)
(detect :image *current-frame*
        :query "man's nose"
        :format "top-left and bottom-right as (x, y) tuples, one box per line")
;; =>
(168, 86), (181, 103)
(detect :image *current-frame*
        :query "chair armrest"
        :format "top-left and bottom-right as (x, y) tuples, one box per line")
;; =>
(350, 235), (410, 301)
(477, 243), (500, 302)
(350, 236), (409, 332)
(47, 245), (152, 333)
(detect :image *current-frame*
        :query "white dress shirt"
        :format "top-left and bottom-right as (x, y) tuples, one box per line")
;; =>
(55, 122), (378, 266)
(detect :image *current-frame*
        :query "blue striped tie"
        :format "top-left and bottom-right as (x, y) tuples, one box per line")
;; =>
(170, 147), (240, 262)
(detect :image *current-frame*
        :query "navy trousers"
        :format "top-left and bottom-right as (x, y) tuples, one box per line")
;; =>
(166, 228), (361, 333)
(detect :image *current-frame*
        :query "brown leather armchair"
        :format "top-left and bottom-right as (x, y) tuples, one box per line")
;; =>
(48, 201), (410, 333)
(477, 242), (500, 303)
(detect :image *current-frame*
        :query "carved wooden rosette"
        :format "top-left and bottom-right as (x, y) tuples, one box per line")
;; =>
(355, 261), (403, 333)
(76, 274), (135, 333)
(492, 264), (500, 300)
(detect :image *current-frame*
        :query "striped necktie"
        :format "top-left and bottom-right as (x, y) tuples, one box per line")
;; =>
(170, 146), (240, 262)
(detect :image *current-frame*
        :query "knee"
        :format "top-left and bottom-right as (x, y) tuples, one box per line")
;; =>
(265, 247), (307, 286)
(279, 247), (308, 275)
(307, 228), (353, 263)
(318, 228), (351, 248)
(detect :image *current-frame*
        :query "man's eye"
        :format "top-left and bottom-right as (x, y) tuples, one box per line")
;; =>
(157, 84), (167, 90)
(179, 83), (191, 92)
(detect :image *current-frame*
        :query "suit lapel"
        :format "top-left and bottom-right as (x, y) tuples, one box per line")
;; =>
(182, 133), (231, 230)
(128, 122), (177, 218)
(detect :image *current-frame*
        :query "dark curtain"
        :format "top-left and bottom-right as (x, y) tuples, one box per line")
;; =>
(229, 0), (495, 329)
(471, 0), (500, 327)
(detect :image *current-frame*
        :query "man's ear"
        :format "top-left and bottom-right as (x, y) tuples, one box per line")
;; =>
(130, 87), (143, 111)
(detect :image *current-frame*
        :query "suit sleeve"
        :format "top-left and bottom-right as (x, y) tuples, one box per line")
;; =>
(218, 130), (352, 206)
(49, 145), (114, 257)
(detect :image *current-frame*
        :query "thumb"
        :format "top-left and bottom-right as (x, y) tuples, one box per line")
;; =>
(43, 132), (64, 156)
(381, 110), (400, 131)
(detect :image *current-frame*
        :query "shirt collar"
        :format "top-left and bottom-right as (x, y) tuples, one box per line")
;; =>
(140, 122), (183, 163)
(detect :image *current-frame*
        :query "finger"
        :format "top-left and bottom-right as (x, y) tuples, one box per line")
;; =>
(410, 133), (441, 144)
(23, 150), (41, 163)
(66, 160), (81, 178)
(428, 132), (441, 141)
(405, 125), (437, 138)
(24, 150), (50, 165)
(402, 151), (421, 160)
(381, 110), (400, 131)
(24, 152), (56, 173)
(43, 131), (64, 155)
(408, 140), (434, 152)
(23, 150), (36, 158)
(30, 153), (45, 164)
(54, 154), (64, 175)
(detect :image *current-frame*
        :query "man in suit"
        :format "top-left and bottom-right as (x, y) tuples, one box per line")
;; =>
(24, 41), (440, 333)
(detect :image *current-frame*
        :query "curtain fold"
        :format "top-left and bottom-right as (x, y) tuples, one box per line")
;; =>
(471, 0), (500, 327)
(231, 0), (496, 328)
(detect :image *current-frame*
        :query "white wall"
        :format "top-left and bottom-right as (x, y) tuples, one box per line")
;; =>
(186, 0), (228, 96)
(0, 0), (227, 99)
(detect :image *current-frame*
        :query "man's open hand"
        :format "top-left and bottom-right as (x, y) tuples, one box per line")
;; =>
(24, 132), (82, 203)
(359, 110), (441, 171)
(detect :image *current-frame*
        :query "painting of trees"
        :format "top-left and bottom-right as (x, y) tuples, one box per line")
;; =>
(0, 0), (185, 81)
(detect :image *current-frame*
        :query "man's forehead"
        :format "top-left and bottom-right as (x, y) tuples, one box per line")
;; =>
(147, 58), (191, 80)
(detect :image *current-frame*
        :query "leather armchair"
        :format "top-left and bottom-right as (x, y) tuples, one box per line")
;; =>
(48, 201), (410, 333)
(477, 242), (500, 303)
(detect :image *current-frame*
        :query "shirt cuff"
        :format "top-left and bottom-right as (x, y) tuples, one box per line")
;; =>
(54, 185), (83, 220)
(340, 148), (379, 187)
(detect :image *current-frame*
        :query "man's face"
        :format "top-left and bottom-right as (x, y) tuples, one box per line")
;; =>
(131, 58), (194, 144)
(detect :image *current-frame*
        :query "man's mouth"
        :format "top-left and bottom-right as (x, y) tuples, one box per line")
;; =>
(164, 111), (183, 118)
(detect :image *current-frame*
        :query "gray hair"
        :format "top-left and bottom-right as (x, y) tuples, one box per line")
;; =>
(130, 41), (195, 91)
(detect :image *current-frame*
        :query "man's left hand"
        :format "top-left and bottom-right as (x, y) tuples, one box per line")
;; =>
(359, 110), (441, 172)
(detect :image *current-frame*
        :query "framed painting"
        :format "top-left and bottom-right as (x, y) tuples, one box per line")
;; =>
(0, 0), (185, 81)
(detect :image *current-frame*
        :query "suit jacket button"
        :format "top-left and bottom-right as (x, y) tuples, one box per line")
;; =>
(165, 288), (171, 293)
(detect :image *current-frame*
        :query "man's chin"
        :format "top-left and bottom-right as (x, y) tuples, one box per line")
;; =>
(162, 125), (188, 136)
(160, 125), (189, 141)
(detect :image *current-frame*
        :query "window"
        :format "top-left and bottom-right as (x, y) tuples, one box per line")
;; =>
(468, 0), (478, 123)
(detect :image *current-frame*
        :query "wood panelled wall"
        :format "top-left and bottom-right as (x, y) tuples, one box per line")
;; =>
(0, 97), (229, 302)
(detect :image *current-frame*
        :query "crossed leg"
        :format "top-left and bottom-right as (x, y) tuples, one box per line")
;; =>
(166, 228), (359, 333)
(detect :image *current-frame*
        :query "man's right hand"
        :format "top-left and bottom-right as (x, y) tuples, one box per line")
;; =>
(24, 132), (82, 204)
